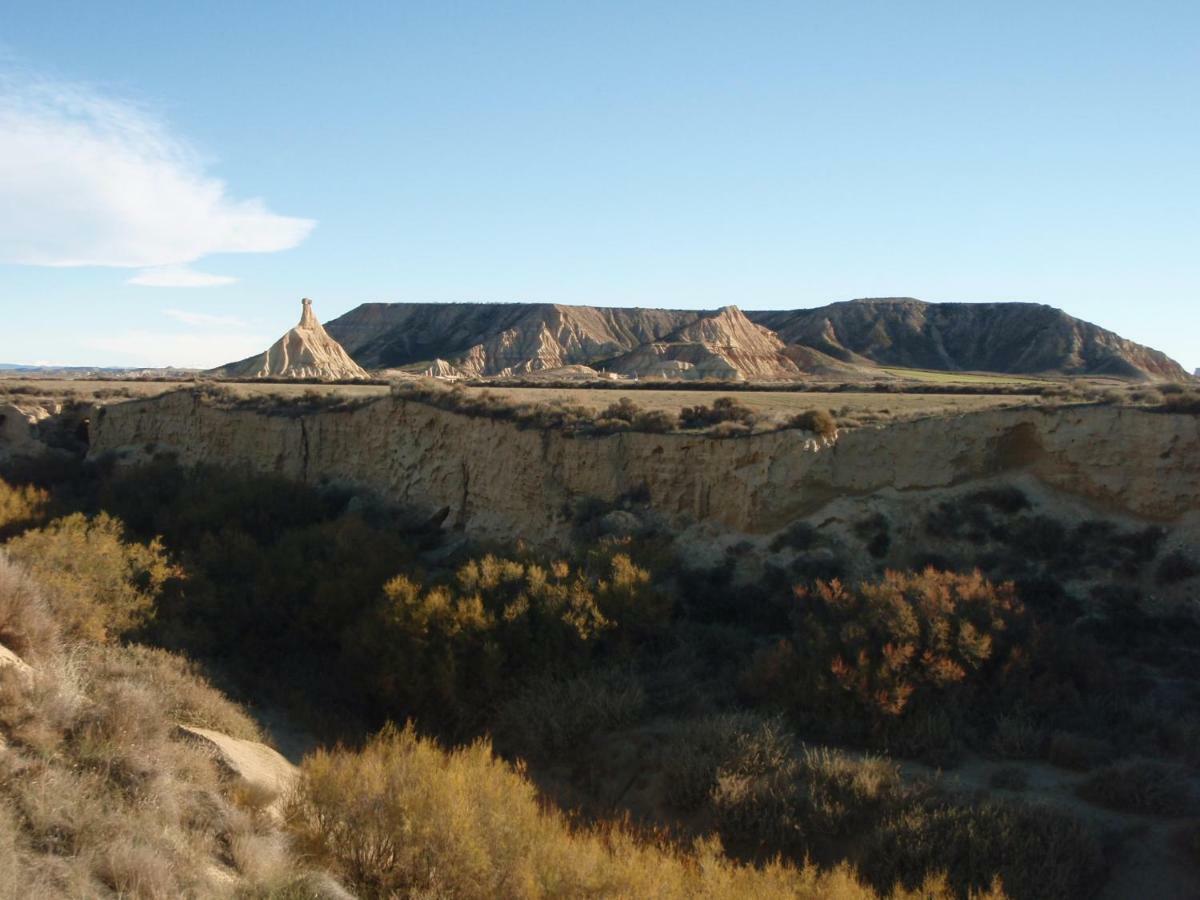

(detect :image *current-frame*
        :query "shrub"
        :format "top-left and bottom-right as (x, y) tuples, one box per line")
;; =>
(1159, 391), (1200, 414)
(661, 712), (794, 812)
(679, 397), (757, 430)
(0, 478), (48, 539)
(967, 486), (1030, 515)
(632, 408), (679, 432)
(347, 555), (613, 730)
(770, 521), (823, 553)
(788, 409), (837, 438)
(853, 513), (892, 559)
(661, 713), (905, 861)
(494, 667), (647, 760)
(988, 767), (1029, 792)
(4, 512), (176, 642)
(990, 713), (1043, 760)
(1157, 550), (1200, 585)
(784, 570), (1027, 733)
(0, 553), (59, 662)
(285, 723), (911, 899)
(595, 551), (672, 629)
(792, 744), (902, 841)
(390, 383), (686, 436)
(1077, 759), (1197, 816)
(863, 798), (1104, 900)
(598, 396), (678, 432)
(1172, 821), (1200, 869)
(1047, 731), (1114, 771)
(710, 420), (753, 438)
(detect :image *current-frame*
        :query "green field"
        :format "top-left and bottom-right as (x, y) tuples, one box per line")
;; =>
(876, 367), (1053, 386)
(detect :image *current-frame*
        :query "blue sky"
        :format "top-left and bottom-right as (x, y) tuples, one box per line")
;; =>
(1, 1), (1196, 370)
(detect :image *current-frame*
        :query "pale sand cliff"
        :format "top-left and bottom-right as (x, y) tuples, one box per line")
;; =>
(89, 391), (1200, 549)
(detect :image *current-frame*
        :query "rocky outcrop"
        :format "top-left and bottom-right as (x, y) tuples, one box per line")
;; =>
(90, 391), (1200, 549)
(748, 298), (1186, 380)
(178, 725), (298, 819)
(423, 358), (463, 378)
(0, 402), (54, 458)
(325, 302), (699, 375)
(213, 299), (368, 381)
(606, 307), (801, 381)
(322, 298), (1186, 381)
(0, 641), (32, 678)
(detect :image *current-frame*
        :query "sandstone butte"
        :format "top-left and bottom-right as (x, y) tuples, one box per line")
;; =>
(211, 298), (368, 381)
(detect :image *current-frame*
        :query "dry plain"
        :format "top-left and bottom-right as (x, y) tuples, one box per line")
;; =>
(2, 376), (1046, 426)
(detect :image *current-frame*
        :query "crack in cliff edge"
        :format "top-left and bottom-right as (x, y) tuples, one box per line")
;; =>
(299, 417), (310, 481)
(456, 459), (469, 530)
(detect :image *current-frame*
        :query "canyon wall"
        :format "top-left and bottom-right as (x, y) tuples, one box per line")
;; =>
(88, 391), (1200, 547)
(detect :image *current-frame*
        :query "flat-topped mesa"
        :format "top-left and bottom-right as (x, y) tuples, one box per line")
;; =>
(210, 298), (368, 381)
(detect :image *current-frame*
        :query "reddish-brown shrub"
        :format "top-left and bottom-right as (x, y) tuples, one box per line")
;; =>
(751, 569), (1028, 737)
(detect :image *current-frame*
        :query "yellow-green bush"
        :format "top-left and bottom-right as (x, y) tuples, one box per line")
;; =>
(285, 723), (987, 900)
(0, 478), (48, 539)
(4, 512), (176, 643)
(348, 555), (613, 729)
(595, 551), (672, 629)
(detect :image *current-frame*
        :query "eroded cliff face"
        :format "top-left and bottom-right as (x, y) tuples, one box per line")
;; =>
(88, 391), (1200, 549)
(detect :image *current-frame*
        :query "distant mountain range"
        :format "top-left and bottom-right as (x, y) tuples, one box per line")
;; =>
(0, 364), (198, 377)
(320, 298), (1185, 381)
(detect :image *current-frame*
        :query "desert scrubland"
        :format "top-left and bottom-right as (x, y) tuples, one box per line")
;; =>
(0, 375), (1197, 898)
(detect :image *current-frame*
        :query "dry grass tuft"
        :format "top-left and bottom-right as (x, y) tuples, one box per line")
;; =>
(0, 552), (60, 662)
(0, 555), (338, 898)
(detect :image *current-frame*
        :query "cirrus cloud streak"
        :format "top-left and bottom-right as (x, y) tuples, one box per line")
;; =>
(0, 72), (314, 282)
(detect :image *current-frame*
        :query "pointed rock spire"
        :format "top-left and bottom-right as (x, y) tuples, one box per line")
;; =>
(299, 297), (320, 329)
(210, 298), (369, 380)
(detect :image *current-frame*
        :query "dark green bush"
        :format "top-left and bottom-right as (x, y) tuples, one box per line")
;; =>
(494, 667), (647, 761)
(863, 798), (1104, 900)
(988, 767), (1029, 792)
(1157, 550), (1200, 585)
(679, 397), (757, 430)
(1077, 759), (1197, 815)
(1047, 731), (1114, 771)
(1159, 391), (1200, 413)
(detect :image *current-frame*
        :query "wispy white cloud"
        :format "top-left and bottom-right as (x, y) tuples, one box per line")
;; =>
(131, 265), (238, 287)
(0, 71), (314, 281)
(164, 307), (248, 328)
